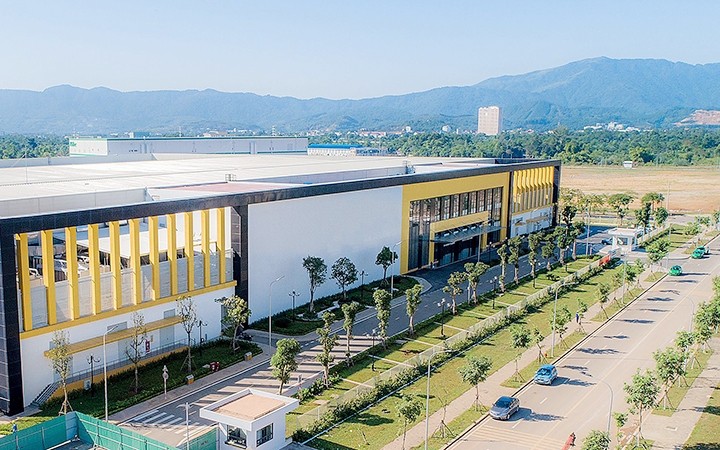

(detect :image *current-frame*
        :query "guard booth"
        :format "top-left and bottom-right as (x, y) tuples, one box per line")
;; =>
(607, 227), (643, 254)
(200, 388), (298, 450)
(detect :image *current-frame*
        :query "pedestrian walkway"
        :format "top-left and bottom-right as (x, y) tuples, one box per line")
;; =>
(642, 337), (720, 449)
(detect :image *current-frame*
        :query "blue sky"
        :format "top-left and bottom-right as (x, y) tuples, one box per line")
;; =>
(1, 1), (719, 99)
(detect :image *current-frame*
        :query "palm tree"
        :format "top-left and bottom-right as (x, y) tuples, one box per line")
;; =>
(497, 242), (509, 292)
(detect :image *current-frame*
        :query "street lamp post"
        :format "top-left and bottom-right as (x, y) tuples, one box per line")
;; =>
(366, 329), (378, 371)
(177, 402), (190, 450)
(425, 349), (454, 450)
(103, 324), (119, 422)
(289, 290), (300, 313)
(87, 355), (99, 397)
(551, 281), (564, 358)
(390, 242), (401, 298)
(268, 275), (285, 347)
(197, 320), (207, 356)
(491, 276), (498, 309)
(437, 299), (446, 337)
(359, 270), (367, 303)
(162, 365), (169, 398)
(582, 370), (613, 436)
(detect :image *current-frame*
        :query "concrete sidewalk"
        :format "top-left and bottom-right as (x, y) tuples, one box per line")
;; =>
(642, 337), (720, 450)
(383, 265), (659, 450)
(109, 342), (274, 423)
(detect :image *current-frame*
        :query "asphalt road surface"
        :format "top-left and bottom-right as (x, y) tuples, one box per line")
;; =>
(447, 246), (720, 449)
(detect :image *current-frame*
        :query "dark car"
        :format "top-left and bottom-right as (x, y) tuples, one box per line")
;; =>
(533, 364), (558, 385)
(489, 396), (520, 420)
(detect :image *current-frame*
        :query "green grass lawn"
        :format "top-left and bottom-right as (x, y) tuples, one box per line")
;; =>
(251, 276), (420, 335)
(683, 384), (720, 449)
(653, 349), (714, 416)
(40, 339), (261, 419)
(306, 261), (624, 449)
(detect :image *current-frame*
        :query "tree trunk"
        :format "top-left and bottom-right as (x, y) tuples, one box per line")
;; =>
(232, 325), (239, 351)
(134, 366), (139, 394)
(409, 315), (415, 336)
(346, 333), (351, 366)
(451, 297), (457, 315)
(278, 379), (285, 394)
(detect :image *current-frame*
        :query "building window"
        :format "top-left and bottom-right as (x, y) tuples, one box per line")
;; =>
(441, 196), (451, 220)
(257, 424), (273, 446)
(460, 193), (469, 216)
(451, 194), (460, 218)
(227, 426), (247, 448)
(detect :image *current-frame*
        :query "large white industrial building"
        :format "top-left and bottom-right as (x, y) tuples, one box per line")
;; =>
(0, 147), (559, 415)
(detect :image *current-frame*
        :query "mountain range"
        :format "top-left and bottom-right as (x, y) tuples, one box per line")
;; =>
(2, 57), (720, 134)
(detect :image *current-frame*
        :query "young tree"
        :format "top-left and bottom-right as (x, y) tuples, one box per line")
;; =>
(577, 299), (588, 333)
(375, 246), (397, 286)
(551, 305), (572, 348)
(614, 412), (628, 444)
(694, 302), (714, 352)
(646, 238), (669, 272)
(497, 242), (509, 292)
(464, 261), (489, 305)
(458, 356), (492, 411)
(653, 346), (685, 409)
(396, 395), (423, 450)
(582, 430), (611, 450)
(216, 295), (251, 351)
(271, 338), (301, 394)
(560, 204), (578, 228)
(508, 236), (522, 285)
(374, 289), (392, 347)
(341, 301), (360, 366)
(555, 226), (572, 267)
(623, 369), (659, 444)
(641, 192), (665, 211)
(443, 271), (466, 315)
(331, 257), (358, 302)
(405, 284), (422, 336)
(125, 311), (148, 394)
(607, 193), (635, 226)
(510, 324), (531, 381)
(531, 327), (545, 363)
(46, 331), (72, 414)
(542, 240), (556, 271)
(176, 295), (197, 373)
(654, 207), (669, 228)
(597, 282), (611, 319)
(302, 256), (327, 313)
(528, 232), (543, 287)
(635, 202), (652, 233)
(316, 312), (337, 388)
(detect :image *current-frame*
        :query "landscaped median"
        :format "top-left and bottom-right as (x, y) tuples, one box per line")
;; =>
(289, 257), (643, 449)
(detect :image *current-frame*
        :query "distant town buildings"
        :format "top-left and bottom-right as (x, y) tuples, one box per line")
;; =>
(477, 106), (502, 136)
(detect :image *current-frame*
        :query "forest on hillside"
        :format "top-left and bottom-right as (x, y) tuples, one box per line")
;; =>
(313, 128), (720, 166)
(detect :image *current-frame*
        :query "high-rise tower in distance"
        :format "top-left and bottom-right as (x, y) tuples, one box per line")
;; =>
(477, 106), (502, 135)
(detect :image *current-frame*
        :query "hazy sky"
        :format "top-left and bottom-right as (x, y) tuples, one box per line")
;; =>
(2, 1), (719, 99)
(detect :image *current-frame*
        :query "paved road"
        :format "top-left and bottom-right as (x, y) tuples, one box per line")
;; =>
(117, 248), (561, 446)
(447, 244), (720, 449)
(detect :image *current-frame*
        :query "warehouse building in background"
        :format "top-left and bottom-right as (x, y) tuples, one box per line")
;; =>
(0, 149), (559, 415)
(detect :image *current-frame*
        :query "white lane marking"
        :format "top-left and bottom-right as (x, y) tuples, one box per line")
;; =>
(153, 414), (178, 425)
(540, 397), (547, 404)
(129, 409), (158, 422)
(141, 412), (167, 424)
(584, 360), (591, 365)
(160, 417), (184, 428)
(512, 420), (522, 429)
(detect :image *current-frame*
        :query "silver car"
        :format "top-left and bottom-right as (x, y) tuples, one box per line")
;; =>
(489, 396), (520, 420)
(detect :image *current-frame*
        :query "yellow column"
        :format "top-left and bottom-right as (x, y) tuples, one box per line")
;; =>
(16, 234), (33, 331)
(201, 209), (211, 287)
(65, 227), (80, 320)
(216, 208), (226, 284)
(184, 211), (195, 292)
(167, 213), (178, 295)
(129, 219), (142, 305)
(88, 224), (102, 314)
(40, 230), (57, 325)
(149, 216), (160, 300)
(109, 221), (122, 309)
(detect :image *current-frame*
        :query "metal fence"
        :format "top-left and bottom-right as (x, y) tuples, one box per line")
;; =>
(291, 256), (608, 432)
